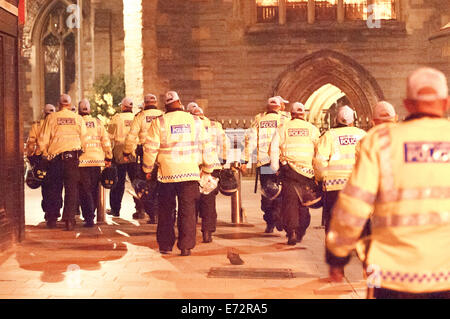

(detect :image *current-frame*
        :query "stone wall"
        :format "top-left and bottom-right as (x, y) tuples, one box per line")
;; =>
(144, 0), (450, 122)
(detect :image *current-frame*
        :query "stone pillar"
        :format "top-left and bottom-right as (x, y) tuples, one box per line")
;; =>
(337, 0), (344, 23)
(307, 0), (315, 24)
(279, 0), (286, 25)
(123, 0), (144, 103)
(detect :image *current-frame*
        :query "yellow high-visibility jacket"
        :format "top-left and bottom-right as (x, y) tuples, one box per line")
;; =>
(123, 107), (164, 155)
(37, 108), (87, 159)
(79, 115), (113, 167)
(197, 115), (223, 171)
(108, 111), (135, 164)
(244, 111), (288, 167)
(313, 126), (366, 191)
(26, 120), (44, 157)
(143, 109), (215, 183)
(270, 118), (320, 178)
(210, 120), (230, 165)
(327, 116), (450, 293)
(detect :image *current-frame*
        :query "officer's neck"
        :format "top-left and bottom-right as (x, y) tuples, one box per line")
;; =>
(166, 107), (184, 113)
(405, 113), (442, 121)
(144, 105), (157, 110)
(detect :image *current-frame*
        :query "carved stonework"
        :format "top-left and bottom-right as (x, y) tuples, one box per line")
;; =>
(273, 49), (384, 122)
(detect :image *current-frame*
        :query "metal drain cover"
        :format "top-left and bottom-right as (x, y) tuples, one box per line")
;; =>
(208, 267), (294, 279)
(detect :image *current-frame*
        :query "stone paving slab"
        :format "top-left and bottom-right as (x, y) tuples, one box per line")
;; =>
(0, 180), (367, 299)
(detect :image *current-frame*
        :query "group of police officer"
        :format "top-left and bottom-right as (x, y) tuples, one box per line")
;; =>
(26, 66), (450, 298)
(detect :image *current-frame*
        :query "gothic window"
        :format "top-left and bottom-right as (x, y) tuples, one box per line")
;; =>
(41, 2), (76, 105)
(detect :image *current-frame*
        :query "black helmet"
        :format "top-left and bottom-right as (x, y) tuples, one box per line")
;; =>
(101, 165), (118, 189)
(292, 179), (323, 208)
(25, 167), (42, 189)
(33, 159), (50, 181)
(131, 178), (157, 201)
(261, 179), (282, 201)
(218, 168), (238, 196)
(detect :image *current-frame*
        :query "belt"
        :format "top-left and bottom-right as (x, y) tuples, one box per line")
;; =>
(56, 150), (82, 160)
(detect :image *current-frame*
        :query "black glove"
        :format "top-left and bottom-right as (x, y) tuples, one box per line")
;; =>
(28, 155), (41, 167)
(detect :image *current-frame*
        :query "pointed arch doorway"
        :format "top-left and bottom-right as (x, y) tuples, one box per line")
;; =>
(273, 50), (384, 131)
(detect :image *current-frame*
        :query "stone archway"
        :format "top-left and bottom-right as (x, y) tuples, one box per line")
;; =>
(273, 49), (384, 124)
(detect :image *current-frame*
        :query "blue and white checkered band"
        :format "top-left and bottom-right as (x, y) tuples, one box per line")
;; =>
(404, 142), (450, 163)
(86, 121), (95, 128)
(260, 121), (277, 128)
(171, 124), (191, 134)
(338, 135), (357, 146)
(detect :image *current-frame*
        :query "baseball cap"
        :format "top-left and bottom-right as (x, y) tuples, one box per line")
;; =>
(187, 102), (204, 116)
(120, 97), (133, 110)
(165, 91), (180, 105)
(144, 94), (157, 105)
(291, 102), (305, 114)
(268, 97), (281, 108)
(407, 67), (448, 101)
(79, 99), (91, 113)
(373, 101), (396, 121)
(275, 96), (289, 104)
(44, 104), (56, 115)
(337, 105), (355, 125)
(59, 94), (71, 106)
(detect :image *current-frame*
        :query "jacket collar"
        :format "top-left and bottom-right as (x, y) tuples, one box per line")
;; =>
(405, 113), (441, 121)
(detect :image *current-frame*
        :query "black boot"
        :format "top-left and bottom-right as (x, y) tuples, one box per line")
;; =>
(65, 219), (76, 231)
(147, 214), (157, 224)
(265, 224), (274, 233)
(83, 220), (95, 228)
(106, 209), (119, 217)
(180, 249), (191, 256)
(287, 231), (297, 245)
(202, 231), (212, 243)
(46, 220), (57, 229)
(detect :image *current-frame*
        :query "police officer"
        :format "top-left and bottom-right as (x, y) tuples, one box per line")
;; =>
(107, 97), (137, 217)
(186, 102), (225, 243)
(123, 94), (163, 223)
(326, 67), (450, 299)
(242, 97), (289, 233)
(78, 99), (113, 227)
(26, 104), (56, 166)
(356, 101), (398, 238)
(270, 102), (320, 245)
(142, 91), (215, 256)
(37, 94), (87, 230)
(313, 105), (366, 233)
(275, 96), (292, 121)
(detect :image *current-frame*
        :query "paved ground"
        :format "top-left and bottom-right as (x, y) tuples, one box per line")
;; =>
(0, 179), (367, 299)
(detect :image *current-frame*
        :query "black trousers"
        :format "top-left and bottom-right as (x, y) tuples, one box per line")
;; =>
(140, 165), (159, 219)
(259, 165), (281, 227)
(196, 170), (220, 233)
(374, 288), (450, 299)
(79, 166), (101, 222)
(110, 162), (138, 214)
(281, 172), (311, 239)
(157, 181), (200, 251)
(43, 155), (80, 222)
(323, 190), (340, 234)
